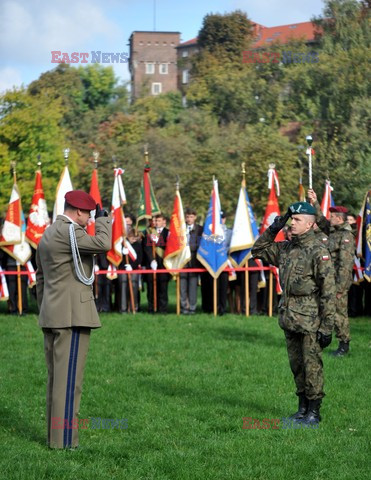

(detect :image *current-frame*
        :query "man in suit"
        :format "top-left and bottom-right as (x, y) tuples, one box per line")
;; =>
(36, 190), (111, 449)
(181, 208), (203, 314)
(142, 214), (170, 313)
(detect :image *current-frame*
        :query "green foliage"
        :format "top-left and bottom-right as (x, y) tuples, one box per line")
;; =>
(198, 10), (253, 61)
(0, 88), (73, 215)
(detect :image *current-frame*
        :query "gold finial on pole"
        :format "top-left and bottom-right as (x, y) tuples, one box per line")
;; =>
(37, 154), (42, 169)
(112, 155), (117, 168)
(269, 162), (275, 170)
(11, 160), (16, 183)
(144, 144), (149, 164)
(241, 162), (246, 186)
(175, 175), (180, 191)
(93, 151), (99, 169)
(63, 148), (70, 166)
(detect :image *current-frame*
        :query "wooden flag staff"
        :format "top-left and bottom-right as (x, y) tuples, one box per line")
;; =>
(11, 161), (23, 316)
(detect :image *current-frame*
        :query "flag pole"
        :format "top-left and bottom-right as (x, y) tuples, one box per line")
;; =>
(268, 269), (273, 317)
(92, 152), (99, 301)
(240, 162), (250, 318)
(113, 156), (136, 315)
(306, 135), (313, 190)
(213, 277), (217, 317)
(145, 147), (157, 313)
(175, 175), (181, 316)
(12, 161), (23, 316)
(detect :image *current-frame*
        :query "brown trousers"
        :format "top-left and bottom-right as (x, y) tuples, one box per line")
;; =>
(42, 327), (91, 448)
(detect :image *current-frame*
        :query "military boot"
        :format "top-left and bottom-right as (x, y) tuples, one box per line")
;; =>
(288, 394), (308, 420)
(331, 341), (350, 357)
(300, 399), (321, 426)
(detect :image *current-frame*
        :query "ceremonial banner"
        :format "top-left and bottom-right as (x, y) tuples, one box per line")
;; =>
(137, 163), (160, 224)
(0, 185), (31, 265)
(0, 183), (22, 246)
(25, 260), (36, 288)
(0, 267), (9, 301)
(25, 169), (50, 248)
(260, 186), (285, 242)
(164, 188), (191, 272)
(87, 168), (102, 236)
(356, 191), (368, 259)
(107, 168), (125, 266)
(229, 180), (258, 267)
(53, 166), (73, 222)
(197, 179), (228, 278)
(320, 180), (335, 220)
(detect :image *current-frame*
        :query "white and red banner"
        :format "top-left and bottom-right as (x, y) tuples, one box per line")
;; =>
(25, 170), (50, 248)
(53, 166), (73, 222)
(0, 267), (9, 301)
(87, 168), (102, 236)
(107, 168), (125, 266)
(0, 183), (31, 265)
(320, 180), (334, 220)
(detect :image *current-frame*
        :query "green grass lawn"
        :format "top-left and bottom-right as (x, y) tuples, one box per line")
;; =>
(0, 288), (370, 480)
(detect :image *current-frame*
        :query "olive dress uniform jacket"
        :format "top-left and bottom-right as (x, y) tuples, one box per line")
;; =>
(36, 215), (112, 329)
(252, 228), (336, 335)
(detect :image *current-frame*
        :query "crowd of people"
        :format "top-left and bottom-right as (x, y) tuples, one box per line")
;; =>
(0, 203), (370, 319)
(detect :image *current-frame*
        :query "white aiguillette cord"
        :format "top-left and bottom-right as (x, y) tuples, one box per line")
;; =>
(69, 223), (95, 285)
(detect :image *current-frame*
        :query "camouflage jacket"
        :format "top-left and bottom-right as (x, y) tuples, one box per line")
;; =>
(314, 201), (355, 293)
(252, 228), (336, 335)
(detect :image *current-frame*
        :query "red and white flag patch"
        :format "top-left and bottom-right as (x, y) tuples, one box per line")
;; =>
(322, 255), (330, 261)
(344, 239), (350, 243)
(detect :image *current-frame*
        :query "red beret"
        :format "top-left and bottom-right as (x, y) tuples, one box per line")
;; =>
(65, 190), (96, 210)
(329, 206), (348, 214)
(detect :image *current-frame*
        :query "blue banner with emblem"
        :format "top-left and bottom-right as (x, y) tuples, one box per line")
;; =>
(197, 179), (228, 278)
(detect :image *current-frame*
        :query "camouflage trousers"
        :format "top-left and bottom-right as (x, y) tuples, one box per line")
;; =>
(334, 291), (351, 343)
(284, 331), (324, 400)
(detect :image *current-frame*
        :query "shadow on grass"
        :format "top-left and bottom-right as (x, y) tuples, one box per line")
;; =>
(212, 325), (282, 348)
(0, 405), (45, 446)
(137, 377), (271, 414)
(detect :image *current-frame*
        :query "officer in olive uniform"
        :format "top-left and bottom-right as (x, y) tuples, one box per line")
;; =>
(252, 202), (336, 425)
(308, 189), (355, 356)
(36, 190), (111, 449)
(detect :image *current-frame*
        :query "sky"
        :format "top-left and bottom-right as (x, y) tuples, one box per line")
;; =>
(0, 0), (326, 93)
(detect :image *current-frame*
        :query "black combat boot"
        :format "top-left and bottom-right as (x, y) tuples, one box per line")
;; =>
(300, 399), (321, 426)
(289, 394), (309, 420)
(331, 341), (350, 357)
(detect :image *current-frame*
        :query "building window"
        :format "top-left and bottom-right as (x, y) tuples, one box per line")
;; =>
(152, 82), (162, 95)
(159, 63), (168, 74)
(182, 50), (188, 58)
(145, 63), (155, 74)
(182, 69), (189, 84)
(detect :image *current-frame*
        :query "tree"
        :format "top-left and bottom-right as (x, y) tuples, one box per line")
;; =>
(0, 88), (73, 214)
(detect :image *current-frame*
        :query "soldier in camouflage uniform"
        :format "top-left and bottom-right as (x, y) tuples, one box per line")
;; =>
(308, 189), (355, 356)
(252, 202), (336, 425)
